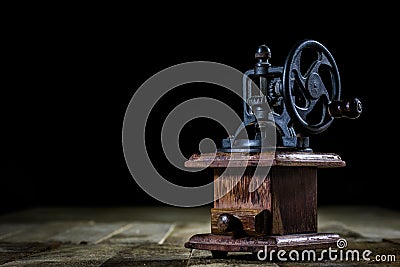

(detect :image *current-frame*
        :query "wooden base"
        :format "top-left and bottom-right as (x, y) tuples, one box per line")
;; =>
(184, 152), (345, 258)
(184, 233), (341, 254)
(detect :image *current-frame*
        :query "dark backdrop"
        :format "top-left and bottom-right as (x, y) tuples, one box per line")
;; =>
(2, 9), (398, 214)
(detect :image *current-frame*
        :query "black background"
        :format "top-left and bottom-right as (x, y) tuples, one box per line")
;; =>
(2, 7), (398, 214)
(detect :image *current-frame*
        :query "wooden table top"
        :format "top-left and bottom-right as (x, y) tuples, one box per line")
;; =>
(0, 205), (399, 266)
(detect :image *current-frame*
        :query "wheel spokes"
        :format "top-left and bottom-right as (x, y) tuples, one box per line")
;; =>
(283, 39), (340, 133)
(291, 52), (310, 105)
(296, 95), (329, 126)
(304, 51), (332, 76)
(293, 50), (332, 101)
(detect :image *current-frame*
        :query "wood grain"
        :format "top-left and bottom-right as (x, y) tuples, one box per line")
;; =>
(271, 166), (317, 235)
(213, 168), (272, 210)
(210, 208), (269, 236)
(185, 151), (345, 168)
(0, 206), (399, 265)
(212, 166), (317, 236)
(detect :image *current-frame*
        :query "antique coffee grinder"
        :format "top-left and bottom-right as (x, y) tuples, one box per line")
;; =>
(184, 39), (362, 258)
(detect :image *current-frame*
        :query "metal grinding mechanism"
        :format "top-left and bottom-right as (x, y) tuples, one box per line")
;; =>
(220, 39), (362, 152)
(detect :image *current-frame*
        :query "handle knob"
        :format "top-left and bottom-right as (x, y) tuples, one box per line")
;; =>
(328, 98), (362, 119)
(255, 44), (271, 65)
(217, 213), (243, 234)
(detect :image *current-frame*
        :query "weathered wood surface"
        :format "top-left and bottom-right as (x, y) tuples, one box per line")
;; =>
(213, 168), (272, 210)
(270, 167), (317, 235)
(0, 206), (399, 266)
(185, 151), (346, 168)
(213, 166), (317, 235)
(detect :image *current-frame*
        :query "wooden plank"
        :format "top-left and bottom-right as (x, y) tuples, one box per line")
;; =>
(164, 222), (209, 246)
(271, 166), (317, 235)
(1, 244), (125, 267)
(101, 243), (190, 266)
(383, 238), (400, 245)
(49, 222), (131, 244)
(0, 224), (36, 241)
(1, 222), (83, 243)
(213, 168), (271, 210)
(0, 242), (60, 265)
(1, 206), (400, 266)
(190, 261), (278, 267)
(187, 248), (279, 266)
(185, 151), (345, 168)
(318, 206), (400, 240)
(106, 222), (175, 244)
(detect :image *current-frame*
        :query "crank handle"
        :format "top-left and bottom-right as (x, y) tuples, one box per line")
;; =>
(328, 98), (362, 119)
